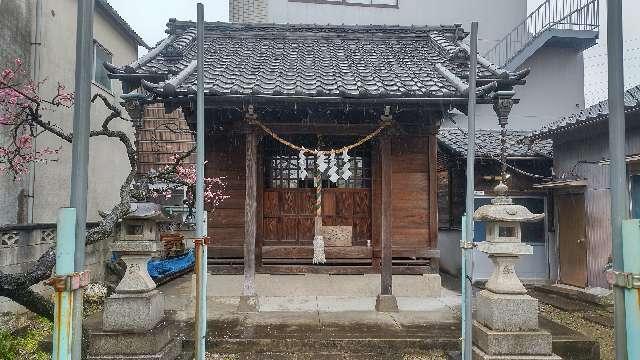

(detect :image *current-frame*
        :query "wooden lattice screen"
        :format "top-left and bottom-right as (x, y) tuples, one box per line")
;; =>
(136, 105), (195, 175)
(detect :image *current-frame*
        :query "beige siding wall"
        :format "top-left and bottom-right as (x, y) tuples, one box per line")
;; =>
(30, 0), (138, 223)
(0, 0), (33, 224)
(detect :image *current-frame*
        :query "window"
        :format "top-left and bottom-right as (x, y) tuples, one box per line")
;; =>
(288, 0), (398, 8)
(93, 41), (113, 91)
(264, 136), (371, 189)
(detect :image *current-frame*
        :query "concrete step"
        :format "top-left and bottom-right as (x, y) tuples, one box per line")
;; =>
(180, 320), (460, 356)
(527, 288), (589, 312)
(533, 285), (612, 307)
(539, 316), (600, 360)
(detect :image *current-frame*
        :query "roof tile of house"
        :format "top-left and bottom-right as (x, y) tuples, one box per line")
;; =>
(438, 127), (552, 159)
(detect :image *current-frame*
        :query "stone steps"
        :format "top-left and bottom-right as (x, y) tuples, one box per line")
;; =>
(182, 337), (459, 356)
(533, 285), (611, 307)
(527, 288), (589, 312)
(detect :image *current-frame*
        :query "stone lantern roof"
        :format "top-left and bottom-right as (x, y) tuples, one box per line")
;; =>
(473, 182), (544, 223)
(125, 202), (167, 221)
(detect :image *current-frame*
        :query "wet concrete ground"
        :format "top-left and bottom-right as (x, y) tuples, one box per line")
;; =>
(159, 274), (603, 359)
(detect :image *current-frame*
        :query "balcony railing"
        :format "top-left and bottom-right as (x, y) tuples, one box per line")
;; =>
(484, 0), (599, 69)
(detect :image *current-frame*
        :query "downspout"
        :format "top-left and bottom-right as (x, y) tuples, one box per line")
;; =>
(27, 0), (43, 223)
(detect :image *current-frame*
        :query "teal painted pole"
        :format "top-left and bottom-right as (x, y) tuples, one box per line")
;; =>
(460, 215), (469, 357)
(52, 208), (77, 360)
(194, 3), (207, 359)
(622, 220), (640, 358)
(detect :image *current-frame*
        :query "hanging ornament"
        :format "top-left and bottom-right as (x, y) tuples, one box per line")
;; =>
(316, 151), (328, 173)
(328, 150), (339, 183)
(298, 148), (308, 180)
(341, 150), (352, 180)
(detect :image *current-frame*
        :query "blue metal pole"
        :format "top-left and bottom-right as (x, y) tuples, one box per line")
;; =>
(194, 3), (207, 359)
(52, 208), (77, 360)
(621, 220), (640, 358)
(462, 22), (479, 360)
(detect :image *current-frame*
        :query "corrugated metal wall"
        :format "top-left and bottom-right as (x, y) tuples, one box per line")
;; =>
(553, 123), (640, 288)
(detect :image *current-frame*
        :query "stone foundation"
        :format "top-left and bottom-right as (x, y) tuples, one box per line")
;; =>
(103, 290), (164, 332)
(473, 321), (553, 356)
(375, 294), (399, 312)
(475, 290), (538, 331)
(86, 316), (181, 360)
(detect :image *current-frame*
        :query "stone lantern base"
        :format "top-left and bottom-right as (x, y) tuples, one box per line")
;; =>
(103, 290), (164, 331)
(473, 290), (560, 360)
(86, 315), (182, 360)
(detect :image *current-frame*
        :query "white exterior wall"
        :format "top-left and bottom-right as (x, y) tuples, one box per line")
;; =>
(0, 0), (32, 224)
(233, 0), (526, 54)
(28, 0), (138, 223)
(506, 47), (586, 130)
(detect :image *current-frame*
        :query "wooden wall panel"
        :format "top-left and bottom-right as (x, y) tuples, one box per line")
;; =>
(389, 135), (437, 251)
(207, 134), (246, 248)
(263, 188), (371, 245)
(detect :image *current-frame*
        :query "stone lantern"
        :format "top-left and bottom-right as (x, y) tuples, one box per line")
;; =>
(104, 202), (166, 331)
(472, 182), (560, 360)
(88, 202), (181, 360)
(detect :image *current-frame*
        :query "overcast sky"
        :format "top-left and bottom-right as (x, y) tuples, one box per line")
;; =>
(108, 0), (640, 106)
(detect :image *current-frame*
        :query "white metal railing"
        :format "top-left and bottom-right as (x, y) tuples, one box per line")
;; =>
(484, 0), (599, 68)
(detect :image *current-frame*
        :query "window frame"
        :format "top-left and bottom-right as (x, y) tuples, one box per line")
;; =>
(287, 0), (399, 9)
(264, 137), (372, 190)
(92, 40), (113, 92)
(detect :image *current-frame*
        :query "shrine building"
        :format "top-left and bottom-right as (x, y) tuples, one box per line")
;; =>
(107, 21), (527, 296)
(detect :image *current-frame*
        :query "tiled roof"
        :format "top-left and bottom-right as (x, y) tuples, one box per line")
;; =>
(96, 0), (149, 49)
(530, 85), (640, 140)
(438, 128), (552, 159)
(107, 21), (527, 101)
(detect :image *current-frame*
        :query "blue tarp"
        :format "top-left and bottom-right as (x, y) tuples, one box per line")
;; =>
(147, 249), (195, 279)
(110, 248), (195, 280)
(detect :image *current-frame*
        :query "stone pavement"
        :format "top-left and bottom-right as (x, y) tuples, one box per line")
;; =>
(160, 274), (461, 322)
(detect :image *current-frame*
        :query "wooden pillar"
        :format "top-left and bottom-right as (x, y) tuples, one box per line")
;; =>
(376, 135), (398, 312)
(238, 128), (259, 312)
(428, 134), (440, 273)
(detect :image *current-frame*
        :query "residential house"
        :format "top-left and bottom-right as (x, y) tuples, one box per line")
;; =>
(437, 128), (553, 281)
(0, 0), (148, 225)
(528, 85), (640, 289)
(0, 0), (147, 312)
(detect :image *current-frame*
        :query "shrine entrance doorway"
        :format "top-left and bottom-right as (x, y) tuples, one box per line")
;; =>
(260, 136), (374, 272)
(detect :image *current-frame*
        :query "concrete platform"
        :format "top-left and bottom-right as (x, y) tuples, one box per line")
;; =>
(184, 273), (443, 297)
(161, 274), (460, 322)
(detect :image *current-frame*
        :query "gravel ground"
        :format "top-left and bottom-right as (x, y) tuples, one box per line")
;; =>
(539, 303), (615, 360)
(205, 352), (447, 359)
